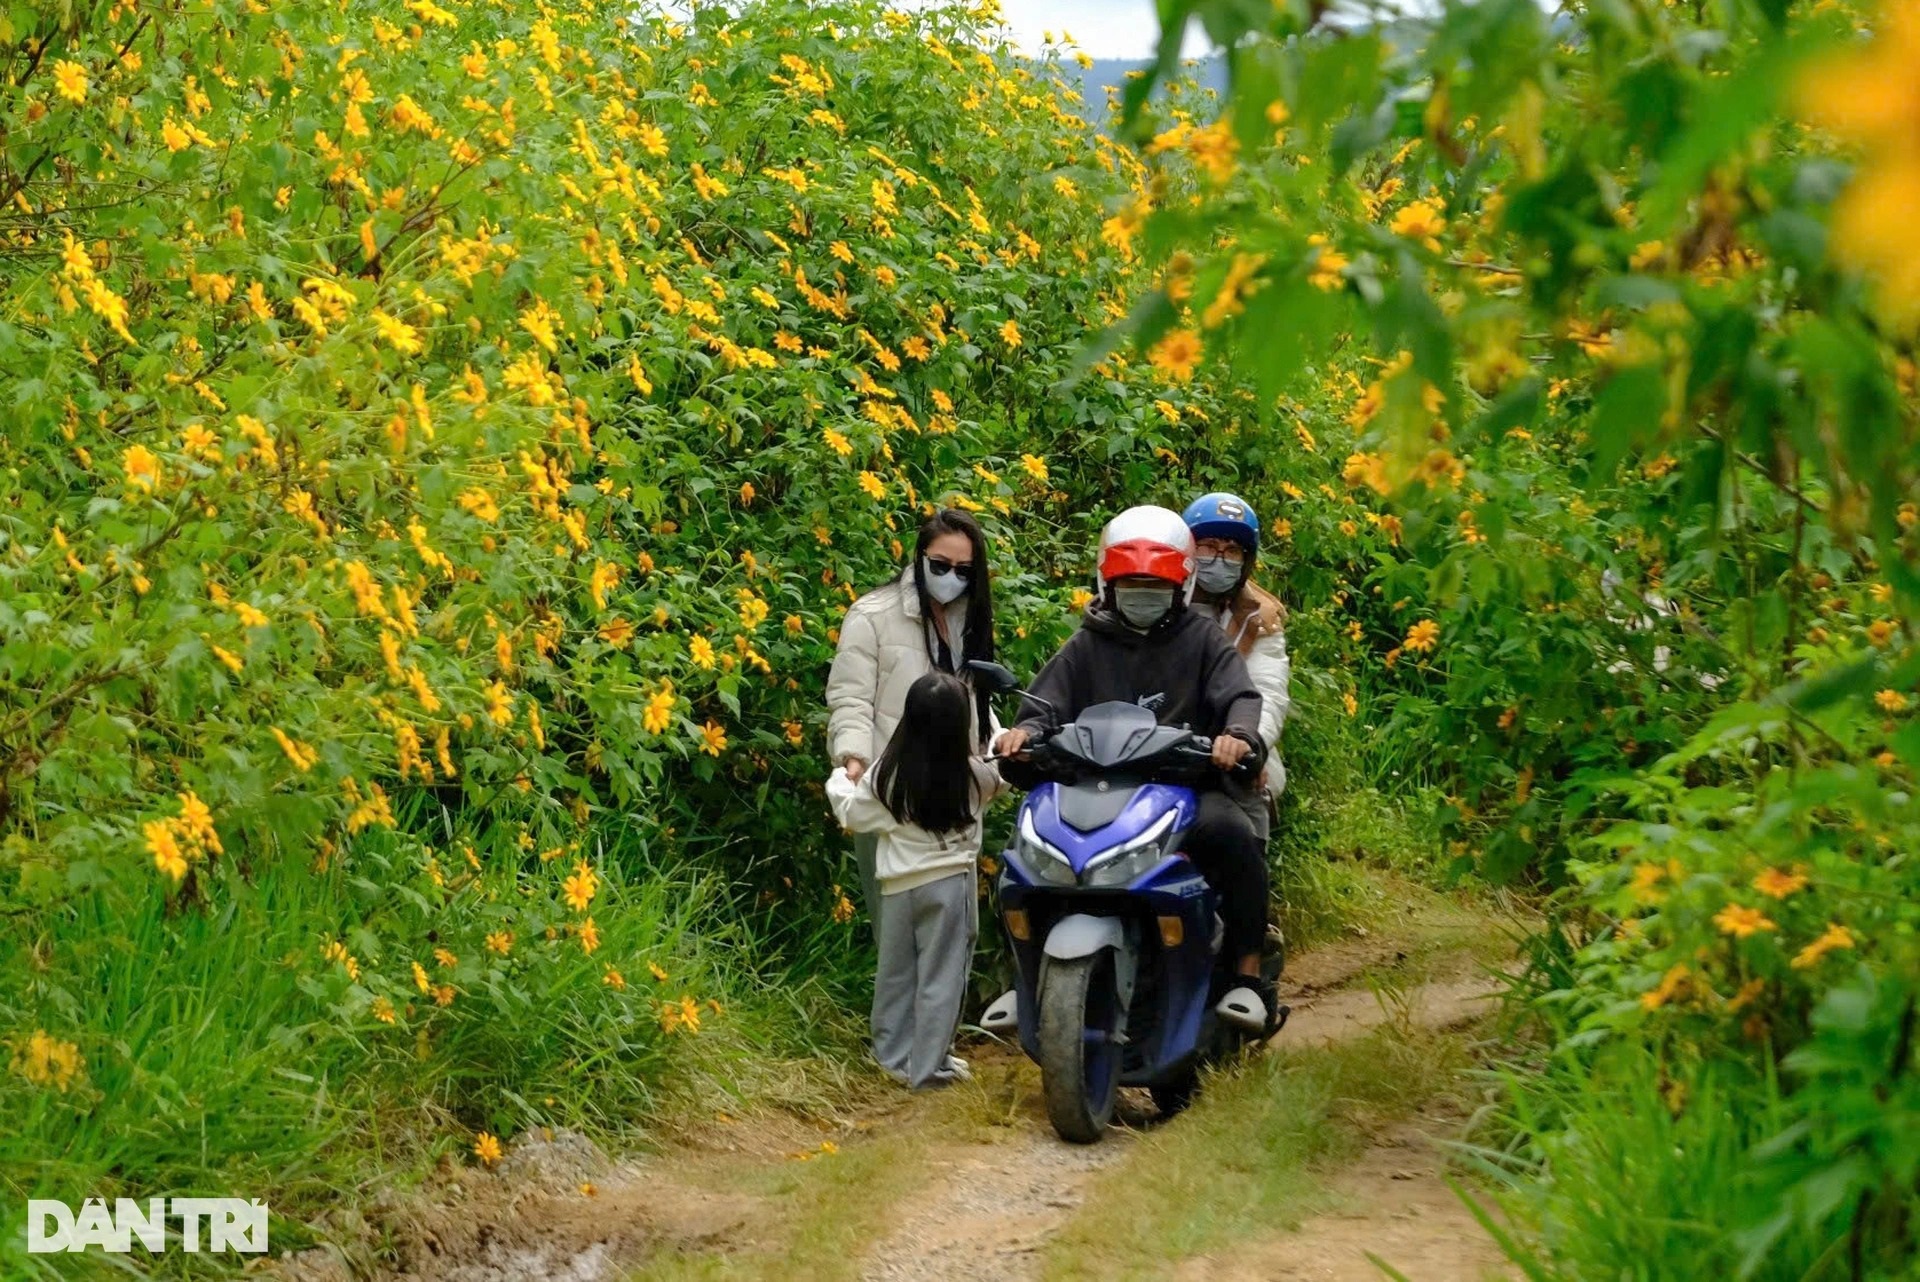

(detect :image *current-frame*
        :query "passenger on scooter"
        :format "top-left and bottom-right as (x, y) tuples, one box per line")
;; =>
(993, 505), (1275, 1033)
(1182, 492), (1291, 834)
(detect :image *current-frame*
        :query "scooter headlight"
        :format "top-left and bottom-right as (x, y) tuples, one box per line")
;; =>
(1080, 810), (1180, 889)
(1015, 810), (1078, 887)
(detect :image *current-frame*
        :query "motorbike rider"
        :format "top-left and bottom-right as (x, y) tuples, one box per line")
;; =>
(994, 505), (1275, 1033)
(1182, 492), (1291, 835)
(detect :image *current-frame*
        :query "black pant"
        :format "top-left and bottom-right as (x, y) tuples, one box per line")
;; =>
(1184, 787), (1269, 963)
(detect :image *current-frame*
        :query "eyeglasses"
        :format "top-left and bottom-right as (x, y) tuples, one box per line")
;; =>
(1195, 541), (1246, 563)
(925, 557), (976, 582)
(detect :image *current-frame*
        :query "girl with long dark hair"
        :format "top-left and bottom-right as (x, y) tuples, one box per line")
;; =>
(827, 672), (1005, 1089)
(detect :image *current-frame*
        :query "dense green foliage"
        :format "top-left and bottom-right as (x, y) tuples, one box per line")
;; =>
(0, 0), (1326, 1264)
(5, 0), (1916, 1274)
(0, 0), (1427, 1269)
(1120, 0), (1919, 1274)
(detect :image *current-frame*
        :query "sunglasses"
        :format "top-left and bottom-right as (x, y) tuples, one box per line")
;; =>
(925, 556), (976, 582)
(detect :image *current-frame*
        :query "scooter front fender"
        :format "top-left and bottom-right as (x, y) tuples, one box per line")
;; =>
(1042, 913), (1124, 961)
(1040, 914), (1138, 1044)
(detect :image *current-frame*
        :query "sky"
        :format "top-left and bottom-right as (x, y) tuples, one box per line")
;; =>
(992, 0), (1468, 59)
(995, 0), (1211, 60)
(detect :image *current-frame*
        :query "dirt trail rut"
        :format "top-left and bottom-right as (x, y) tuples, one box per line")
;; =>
(857, 1083), (1134, 1282)
(278, 927), (1513, 1282)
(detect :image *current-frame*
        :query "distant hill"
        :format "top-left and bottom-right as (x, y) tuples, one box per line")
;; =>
(1054, 19), (1440, 129)
(1064, 55), (1229, 126)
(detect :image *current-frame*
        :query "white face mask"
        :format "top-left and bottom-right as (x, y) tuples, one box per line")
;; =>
(922, 557), (971, 604)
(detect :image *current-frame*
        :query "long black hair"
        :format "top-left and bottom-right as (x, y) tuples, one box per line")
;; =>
(873, 672), (981, 834)
(908, 508), (995, 741)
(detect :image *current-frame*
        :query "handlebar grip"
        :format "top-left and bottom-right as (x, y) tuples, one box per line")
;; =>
(1193, 734), (1260, 779)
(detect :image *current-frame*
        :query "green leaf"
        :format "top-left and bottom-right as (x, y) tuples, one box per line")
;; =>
(1228, 44), (1283, 155)
(1232, 274), (1335, 407)
(1372, 255), (1452, 395)
(1642, 39), (1809, 230)
(1894, 719), (1920, 768)
(1783, 657), (1880, 714)
(1117, 1), (1197, 141)
(1471, 376), (1542, 443)
(1426, 0), (1548, 121)
(1288, 30), (1382, 137)
(1585, 364), (1667, 484)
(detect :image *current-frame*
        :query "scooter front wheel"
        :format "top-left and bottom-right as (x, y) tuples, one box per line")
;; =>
(1037, 950), (1121, 1144)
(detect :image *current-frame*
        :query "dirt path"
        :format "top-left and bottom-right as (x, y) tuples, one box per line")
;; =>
(856, 1074), (1137, 1282)
(1172, 1119), (1510, 1282)
(1177, 933), (1513, 1282)
(277, 914), (1516, 1282)
(852, 933), (1508, 1282)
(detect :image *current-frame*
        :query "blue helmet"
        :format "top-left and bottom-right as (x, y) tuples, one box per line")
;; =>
(1182, 492), (1260, 555)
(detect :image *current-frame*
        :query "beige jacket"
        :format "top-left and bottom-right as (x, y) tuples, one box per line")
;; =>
(826, 570), (983, 767)
(826, 760), (1007, 894)
(1203, 579), (1290, 793)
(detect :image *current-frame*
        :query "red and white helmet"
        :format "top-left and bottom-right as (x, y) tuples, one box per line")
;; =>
(1097, 504), (1197, 601)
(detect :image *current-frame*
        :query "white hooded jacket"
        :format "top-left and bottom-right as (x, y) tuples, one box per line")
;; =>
(826, 761), (1006, 895)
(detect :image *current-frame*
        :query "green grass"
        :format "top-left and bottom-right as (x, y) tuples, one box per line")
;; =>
(0, 840), (869, 1278)
(1267, 673), (1461, 953)
(1471, 1041), (1900, 1282)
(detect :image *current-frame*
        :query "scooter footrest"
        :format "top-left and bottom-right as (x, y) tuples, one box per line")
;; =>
(980, 989), (1019, 1033)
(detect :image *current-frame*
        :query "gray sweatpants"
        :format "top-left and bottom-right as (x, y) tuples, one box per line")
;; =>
(871, 871), (977, 1089)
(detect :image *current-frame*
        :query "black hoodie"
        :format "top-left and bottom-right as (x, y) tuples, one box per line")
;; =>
(1013, 602), (1266, 768)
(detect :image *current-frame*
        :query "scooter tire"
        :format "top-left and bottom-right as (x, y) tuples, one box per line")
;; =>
(1038, 951), (1121, 1144)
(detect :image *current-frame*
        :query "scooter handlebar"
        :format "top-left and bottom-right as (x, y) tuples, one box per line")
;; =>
(1004, 729), (1256, 783)
(1168, 734), (1261, 781)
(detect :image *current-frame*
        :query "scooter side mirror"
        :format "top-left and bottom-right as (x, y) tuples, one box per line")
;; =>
(964, 659), (1022, 694)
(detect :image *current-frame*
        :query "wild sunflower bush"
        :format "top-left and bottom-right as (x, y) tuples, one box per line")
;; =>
(1117, 0), (1919, 1272)
(0, 0), (1315, 1256)
(8, 0), (1915, 1273)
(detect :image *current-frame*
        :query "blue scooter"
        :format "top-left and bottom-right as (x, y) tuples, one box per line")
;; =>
(969, 661), (1286, 1143)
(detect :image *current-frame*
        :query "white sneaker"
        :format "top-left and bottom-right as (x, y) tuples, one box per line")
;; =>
(1216, 986), (1268, 1034)
(942, 1054), (972, 1082)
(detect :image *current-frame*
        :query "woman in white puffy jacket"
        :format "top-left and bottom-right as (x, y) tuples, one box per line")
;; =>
(1182, 492), (1291, 836)
(825, 508), (999, 935)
